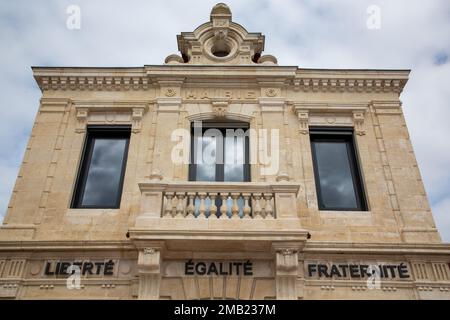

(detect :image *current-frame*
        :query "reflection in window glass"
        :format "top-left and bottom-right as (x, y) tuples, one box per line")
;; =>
(310, 130), (367, 211)
(195, 135), (216, 181)
(81, 139), (127, 207)
(224, 134), (244, 182)
(72, 127), (130, 209)
(313, 142), (357, 209)
(189, 123), (250, 182)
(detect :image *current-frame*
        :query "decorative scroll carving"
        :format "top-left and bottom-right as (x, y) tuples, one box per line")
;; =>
(137, 243), (165, 300)
(212, 100), (229, 118)
(274, 248), (299, 275)
(132, 107), (145, 133)
(139, 248), (160, 273)
(293, 102), (369, 135)
(294, 108), (309, 135)
(272, 242), (304, 300)
(73, 101), (148, 134)
(75, 108), (88, 133)
(353, 111), (366, 136)
(169, 3), (275, 65)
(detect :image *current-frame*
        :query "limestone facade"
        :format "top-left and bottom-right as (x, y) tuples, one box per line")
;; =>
(0, 3), (449, 299)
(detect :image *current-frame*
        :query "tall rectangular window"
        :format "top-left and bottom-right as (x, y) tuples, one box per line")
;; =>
(310, 128), (367, 211)
(189, 122), (250, 182)
(72, 126), (130, 209)
(188, 121), (250, 218)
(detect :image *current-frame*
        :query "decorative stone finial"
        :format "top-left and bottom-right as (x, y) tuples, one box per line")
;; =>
(210, 3), (232, 20)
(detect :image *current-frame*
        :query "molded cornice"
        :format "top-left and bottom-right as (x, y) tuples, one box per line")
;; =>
(32, 66), (409, 94)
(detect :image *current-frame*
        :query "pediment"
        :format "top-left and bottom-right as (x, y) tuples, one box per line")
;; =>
(165, 3), (277, 66)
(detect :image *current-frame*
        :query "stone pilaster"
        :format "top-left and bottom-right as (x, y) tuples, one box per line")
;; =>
(151, 78), (184, 180)
(272, 242), (303, 300)
(258, 93), (287, 182)
(137, 242), (165, 300)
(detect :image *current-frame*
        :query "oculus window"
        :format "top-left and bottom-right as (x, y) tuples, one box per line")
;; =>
(310, 128), (367, 211)
(72, 126), (130, 209)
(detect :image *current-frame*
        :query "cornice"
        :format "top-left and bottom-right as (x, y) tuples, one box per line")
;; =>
(71, 99), (151, 109)
(138, 181), (300, 196)
(290, 101), (369, 112)
(32, 66), (409, 94)
(128, 229), (309, 242)
(293, 69), (410, 94)
(32, 67), (150, 92)
(0, 239), (447, 255)
(0, 240), (134, 251)
(304, 242), (450, 255)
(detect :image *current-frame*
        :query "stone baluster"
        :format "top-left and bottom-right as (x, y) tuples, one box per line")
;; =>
(242, 193), (251, 219)
(261, 196), (267, 219)
(163, 192), (174, 218)
(231, 193), (240, 219)
(209, 193), (218, 218)
(253, 193), (262, 219)
(198, 192), (207, 218)
(186, 192), (196, 218)
(264, 193), (274, 219)
(219, 193), (229, 219)
(175, 192), (186, 218)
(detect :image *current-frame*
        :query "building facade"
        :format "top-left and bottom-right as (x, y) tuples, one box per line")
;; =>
(0, 3), (449, 300)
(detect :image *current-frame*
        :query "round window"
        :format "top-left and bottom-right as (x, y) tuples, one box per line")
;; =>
(211, 39), (231, 58)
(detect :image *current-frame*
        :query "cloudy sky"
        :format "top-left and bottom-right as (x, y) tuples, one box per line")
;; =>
(0, 0), (449, 241)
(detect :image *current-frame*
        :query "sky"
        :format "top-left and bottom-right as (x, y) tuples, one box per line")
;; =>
(0, 0), (449, 241)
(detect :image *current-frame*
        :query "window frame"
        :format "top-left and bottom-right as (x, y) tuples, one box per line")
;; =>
(71, 125), (131, 209)
(188, 121), (251, 182)
(310, 127), (368, 211)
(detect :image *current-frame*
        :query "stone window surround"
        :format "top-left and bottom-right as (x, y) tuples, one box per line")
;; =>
(73, 100), (149, 134)
(292, 101), (368, 136)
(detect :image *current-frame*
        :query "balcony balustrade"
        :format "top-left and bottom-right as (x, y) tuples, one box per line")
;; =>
(162, 191), (274, 219)
(130, 181), (308, 244)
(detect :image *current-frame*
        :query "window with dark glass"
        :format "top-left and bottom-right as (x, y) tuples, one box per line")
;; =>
(189, 121), (250, 182)
(188, 121), (250, 218)
(310, 128), (367, 211)
(71, 126), (130, 209)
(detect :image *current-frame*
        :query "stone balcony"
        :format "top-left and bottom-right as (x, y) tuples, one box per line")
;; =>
(128, 181), (309, 247)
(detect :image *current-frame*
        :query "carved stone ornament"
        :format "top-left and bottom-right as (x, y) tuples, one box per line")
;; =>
(294, 108), (309, 135)
(212, 101), (229, 118)
(275, 249), (298, 274)
(138, 248), (161, 274)
(75, 108), (88, 133)
(353, 111), (366, 135)
(132, 107), (145, 133)
(73, 102), (147, 134)
(165, 3), (277, 65)
(164, 88), (176, 97)
(265, 88), (278, 97)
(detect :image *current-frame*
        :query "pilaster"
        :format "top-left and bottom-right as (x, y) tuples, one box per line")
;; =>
(136, 242), (165, 300)
(272, 242), (304, 300)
